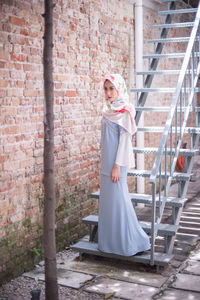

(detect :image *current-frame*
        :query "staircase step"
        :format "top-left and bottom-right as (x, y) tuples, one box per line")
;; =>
(131, 88), (200, 93)
(70, 240), (174, 266)
(90, 190), (187, 207)
(131, 193), (186, 208)
(182, 211), (200, 217)
(137, 70), (181, 75)
(149, 37), (200, 43)
(153, 22), (194, 29)
(158, 8), (197, 15)
(132, 147), (199, 156)
(135, 106), (200, 112)
(135, 106), (189, 111)
(179, 220), (200, 228)
(82, 215), (179, 236)
(181, 215), (200, 223)
(178, 226), (200, 234)
(127, 169), (190, 181)
(143, 52), (200, 59)
(161, 0), (178, 2)
(137, 126), (200, 134)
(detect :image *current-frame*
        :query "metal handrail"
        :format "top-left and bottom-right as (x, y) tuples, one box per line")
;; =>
(149, 3), (200, 265)
(150, 4), (200, 184)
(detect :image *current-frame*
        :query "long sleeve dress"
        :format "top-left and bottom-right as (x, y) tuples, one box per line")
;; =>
(98, 115), (150, 256)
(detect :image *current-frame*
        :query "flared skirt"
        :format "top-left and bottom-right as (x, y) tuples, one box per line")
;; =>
(98, 174), (150, 256)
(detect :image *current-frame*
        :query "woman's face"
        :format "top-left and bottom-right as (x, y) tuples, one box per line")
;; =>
(104, 80), (118, 103)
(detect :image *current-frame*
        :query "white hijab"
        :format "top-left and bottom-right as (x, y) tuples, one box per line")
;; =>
(102, 74), (137, 136)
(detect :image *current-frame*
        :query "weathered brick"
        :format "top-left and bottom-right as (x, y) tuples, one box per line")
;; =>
(10, 53), (26, 62)
(0, 80), (8, 87)
(4, 126), (19, 135)
(0, 61), (5, 68)
(0, 156), (8, 163)
(20, 28), (29, 36)
(0, 50), (8, 60)
(23, 89), (39, 97)
(9, 16), (26, 27)
(65, 90), (77, 97)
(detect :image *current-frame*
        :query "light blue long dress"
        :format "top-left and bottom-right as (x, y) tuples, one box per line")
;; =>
(98, 116), (150, 256)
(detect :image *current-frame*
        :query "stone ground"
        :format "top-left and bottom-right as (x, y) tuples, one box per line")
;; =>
(0, 157), (200, 300)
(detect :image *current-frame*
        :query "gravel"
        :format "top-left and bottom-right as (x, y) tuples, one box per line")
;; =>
(0, 276), (105, 300)
(0, 249), (105, 300)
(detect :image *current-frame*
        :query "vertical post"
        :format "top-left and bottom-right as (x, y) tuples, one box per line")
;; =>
(135, 0), (145, 196)
(150, 182), (156, 266)
(159, 164), (161, 218)
(180, 89), (182, 139)
(164, 143), (167, 197)
(170, 124), (172, 175)
(43, 0), (59, 299)
(192, 46), (195, 109)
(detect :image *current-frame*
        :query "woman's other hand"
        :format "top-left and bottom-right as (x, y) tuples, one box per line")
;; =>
(111, 164), (120, 182)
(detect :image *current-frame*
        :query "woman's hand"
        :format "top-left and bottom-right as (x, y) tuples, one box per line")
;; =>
(111, 164), (120, 183)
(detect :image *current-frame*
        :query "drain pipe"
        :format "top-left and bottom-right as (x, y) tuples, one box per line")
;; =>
(135, 0), (145, 195)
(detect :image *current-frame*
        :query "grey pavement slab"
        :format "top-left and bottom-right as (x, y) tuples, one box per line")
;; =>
(23, 266), (93, 289)
(170, 260), (182, 268)
(189, 251), (200, 261)
(61, 259), (167, 288)
(183, 260), (200, 275)
(84, 277), (159, 300)
(171, 273), (200, 293)
(157, 288), (200, 300)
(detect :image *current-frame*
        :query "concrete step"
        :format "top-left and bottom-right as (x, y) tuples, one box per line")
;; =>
(182, 211), (200, 217)
(179, 220), (200, 228)
(82, 215), (179, 237)
(178, 226), (200, 234)
(183, 207), (200, 212)
(70, 240), (174, 266)
(181, 215), (200, 223)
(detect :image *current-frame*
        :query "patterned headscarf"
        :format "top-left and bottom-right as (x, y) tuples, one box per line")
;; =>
(102, 74), (137, 136)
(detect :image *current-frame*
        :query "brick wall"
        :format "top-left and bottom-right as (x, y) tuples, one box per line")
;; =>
(0, 0), (197, 284)
(0, 0), (134, 283)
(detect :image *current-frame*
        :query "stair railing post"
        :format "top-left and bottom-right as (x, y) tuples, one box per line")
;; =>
(150, 181), (156, 266)
(159, 164), (161, 218)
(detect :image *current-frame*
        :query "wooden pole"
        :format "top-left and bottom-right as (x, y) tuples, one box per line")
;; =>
(43, 0), (58, 298)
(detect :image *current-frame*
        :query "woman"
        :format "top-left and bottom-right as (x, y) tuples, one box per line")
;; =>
(98, 74), (150, 256)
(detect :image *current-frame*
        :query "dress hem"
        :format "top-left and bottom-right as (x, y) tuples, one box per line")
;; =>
(97, 245), (151, 257)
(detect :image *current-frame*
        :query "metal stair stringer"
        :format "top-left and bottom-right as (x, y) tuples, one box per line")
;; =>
(147, 3), (200, 264)
(135, 0), (177, 125)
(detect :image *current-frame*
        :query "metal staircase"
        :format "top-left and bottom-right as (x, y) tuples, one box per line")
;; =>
(70, 0), (200, 269)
